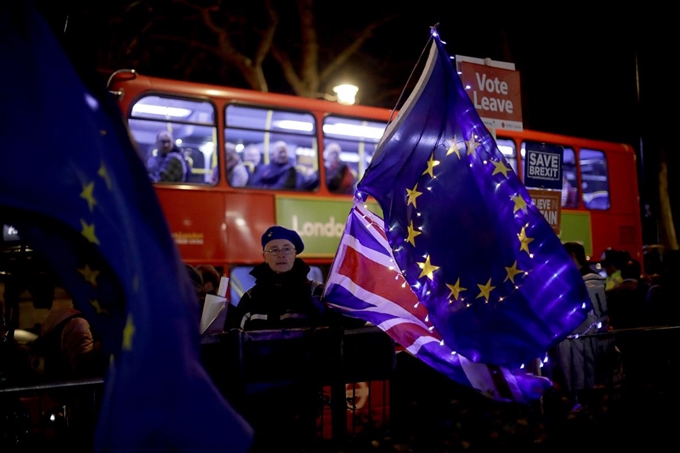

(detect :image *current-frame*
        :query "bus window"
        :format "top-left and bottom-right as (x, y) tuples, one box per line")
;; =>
(322, 116), (387, 189)
(495, 138), (517, 174)
(580, 148), (610, 210)
(562, 147), (579, 208)
(225, 106), (318, 191)
(128, 95), (217, 185)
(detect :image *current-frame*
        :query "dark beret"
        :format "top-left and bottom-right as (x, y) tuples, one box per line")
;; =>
(261, 225), (304, 254)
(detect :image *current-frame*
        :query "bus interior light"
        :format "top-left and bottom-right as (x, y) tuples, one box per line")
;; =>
(273, 120), (314, 132)
(322, 123), (385, 140)
(132, 104), (192, 118)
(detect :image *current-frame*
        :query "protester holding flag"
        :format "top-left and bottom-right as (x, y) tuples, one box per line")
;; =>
(225, 225), (328, 331)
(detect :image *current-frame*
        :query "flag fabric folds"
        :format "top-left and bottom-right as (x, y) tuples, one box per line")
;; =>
(324, 204), (552, 403)
(0, 3), (252, 452)
(339, 31), (592, 370)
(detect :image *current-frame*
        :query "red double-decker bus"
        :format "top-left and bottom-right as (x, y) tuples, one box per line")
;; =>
(107, 68), (643, 288)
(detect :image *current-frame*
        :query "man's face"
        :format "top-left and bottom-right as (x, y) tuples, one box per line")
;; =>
(272, 143), (289, 164)
(263, 239), (296, 273)
(244, 148), (260, 165)
(157, 133), (174, 155)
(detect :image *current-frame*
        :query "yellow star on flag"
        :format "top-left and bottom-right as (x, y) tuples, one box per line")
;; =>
(90, 299), (109, 316)
(446, 141), (463, 159)
(80, 182), (97, 212)
(504, 261), (524, 283)
(80, 219), (100, 245)
(417, 255), (439, 280)
(406, 221), (422, 246)
(406, 183), (423, 208)
(421, 154), (440, 178)
(476, 278), (495, 301)
(446, 278), (467, 300)
(511, 195), (527, 213)
(78, 264), (100, 287)
(492, 160), (511, 178)
(466, 135), (479, 155)
(122, 314), (135, 351)
(518, 227), (534, 254)
(98, 163), (112, 190)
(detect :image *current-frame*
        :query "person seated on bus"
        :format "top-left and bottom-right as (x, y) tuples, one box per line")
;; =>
(254, 141), (298, 190)
(146, 131), (190, 183)
(225, 143), (249, 187)
(324, 142), (356, 194)
(561, 175), (578, 208)
(243, 144), (265, 187)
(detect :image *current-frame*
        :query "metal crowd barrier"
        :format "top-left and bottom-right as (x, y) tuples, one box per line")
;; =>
(3, 325), (678, 451)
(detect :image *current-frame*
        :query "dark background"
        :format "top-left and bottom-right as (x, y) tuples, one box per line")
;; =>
(32, 1), (679, 247)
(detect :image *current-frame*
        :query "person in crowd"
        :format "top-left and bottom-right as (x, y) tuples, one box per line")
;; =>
(606, 258), (648, 330)
(185, 263), (206, 308)
(225, 225), (327, 331)
(225, 143), (249, 187)
(39, 297), (105, 382)
(146, 131), (189, 183)
(196, 264), (221, 298)
(36, 293), (106, 451)
(324, 142), (356, 194)
(547, 242), (615, 410)
(605, 258), (650, 390)
(601, 248), (630, 290)
(255, 141), (298, 190)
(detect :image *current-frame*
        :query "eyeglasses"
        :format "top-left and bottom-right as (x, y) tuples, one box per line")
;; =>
(264, 246), (296, 255)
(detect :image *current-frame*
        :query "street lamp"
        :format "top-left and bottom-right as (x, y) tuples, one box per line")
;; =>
(332, 84), (359, 105)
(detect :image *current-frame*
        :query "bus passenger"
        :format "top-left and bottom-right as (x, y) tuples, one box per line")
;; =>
(225, 225), (327, 331)
(146, 131), (189, 183)
(256, 141), (298, 190)
(243, 144), (265, 186)
(324, 142), (356, 194)
(225, 143), (248, 187)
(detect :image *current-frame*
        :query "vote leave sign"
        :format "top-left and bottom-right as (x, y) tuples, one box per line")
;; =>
(457, 57), (523, 132)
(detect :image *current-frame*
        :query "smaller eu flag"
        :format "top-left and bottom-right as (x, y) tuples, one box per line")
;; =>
(0, 3), (252, 452)
(353, 29), (592, 369)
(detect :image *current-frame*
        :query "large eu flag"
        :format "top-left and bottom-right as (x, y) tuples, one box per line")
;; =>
(0, 3), (252, 452)
(353, 30), (592, 369)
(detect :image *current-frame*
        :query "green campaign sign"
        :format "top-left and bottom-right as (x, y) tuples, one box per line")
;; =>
(275, 196), (381, 257)
(559, 211), (593, 256)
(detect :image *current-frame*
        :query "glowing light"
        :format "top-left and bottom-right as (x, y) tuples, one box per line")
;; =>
(322, 122), (385, 139)
(274, 120), (314, 131)
(332, 84), (359, 105)
(132, 104), (191, 118)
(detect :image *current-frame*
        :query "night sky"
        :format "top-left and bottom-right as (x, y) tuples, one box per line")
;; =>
(31, 1), (680, 244)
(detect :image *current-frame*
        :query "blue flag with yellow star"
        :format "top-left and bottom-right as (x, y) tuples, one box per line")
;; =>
(0, 3), (252, 452)
(355, 30), (592, 368)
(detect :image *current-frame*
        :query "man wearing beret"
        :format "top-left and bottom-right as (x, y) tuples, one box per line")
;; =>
(225, 225), (328, 331)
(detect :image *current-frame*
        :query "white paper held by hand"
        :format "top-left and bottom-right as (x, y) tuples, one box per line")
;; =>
(200, 293), (227, 335)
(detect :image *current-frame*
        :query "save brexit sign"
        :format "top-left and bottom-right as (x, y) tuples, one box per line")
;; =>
(456, 56), (523, 132)
(524, 141), (563, 190)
